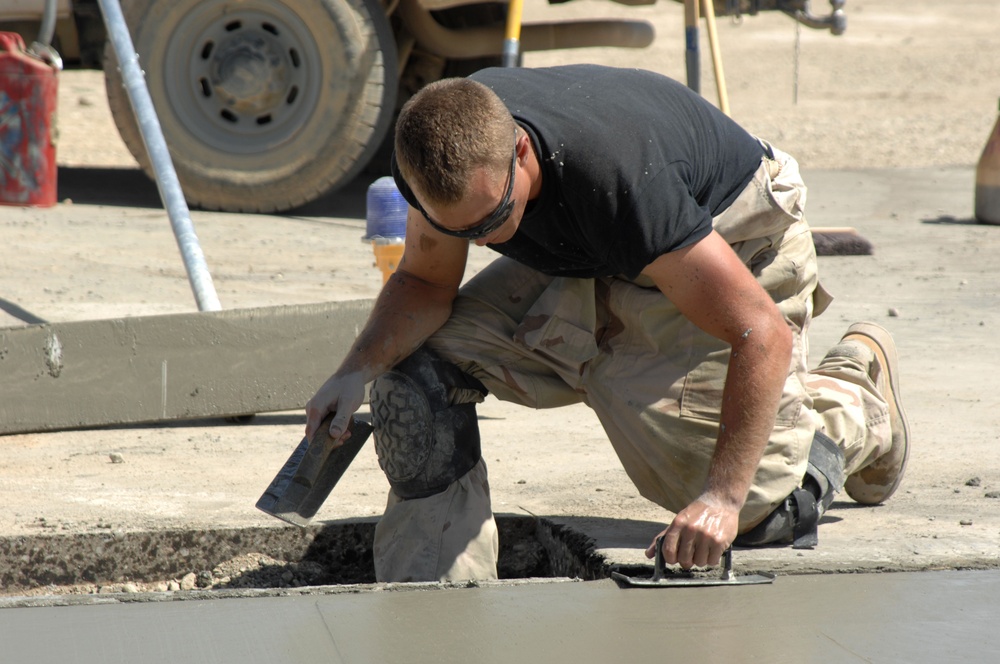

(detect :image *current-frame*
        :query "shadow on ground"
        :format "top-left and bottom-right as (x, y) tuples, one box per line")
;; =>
(922, 214), (978, 225)
(56, 166), (373, 220)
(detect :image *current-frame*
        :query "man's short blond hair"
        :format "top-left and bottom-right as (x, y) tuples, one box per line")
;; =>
(394, 77), (516, 205)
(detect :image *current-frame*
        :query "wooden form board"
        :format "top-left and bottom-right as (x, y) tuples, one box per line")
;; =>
(0, 300), (374, 435)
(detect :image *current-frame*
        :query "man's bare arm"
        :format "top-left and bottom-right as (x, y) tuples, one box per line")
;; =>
(305, 208), (470, 440)
(640, 229), (793, 568)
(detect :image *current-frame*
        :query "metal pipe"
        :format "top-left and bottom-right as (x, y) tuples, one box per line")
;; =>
(520, 20), (654, 53)
(399, 0), (653, 59)
(788, 0), (846, 35)
(37, 0), (58, 46)
(97, 0), (222, 312)
(502, 0), (525, 68)
(678, 0), (847, 34)
(684, 0), (700, 93)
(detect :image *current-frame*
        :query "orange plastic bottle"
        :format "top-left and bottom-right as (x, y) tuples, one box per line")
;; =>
(975, 98), (1000, 225)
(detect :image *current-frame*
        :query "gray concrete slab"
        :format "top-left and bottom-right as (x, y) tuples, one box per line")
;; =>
(0, 301), (373, 434)
(2, 571), (998, 663)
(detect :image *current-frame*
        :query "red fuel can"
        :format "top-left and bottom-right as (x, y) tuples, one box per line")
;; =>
(0, 32), (58, 207)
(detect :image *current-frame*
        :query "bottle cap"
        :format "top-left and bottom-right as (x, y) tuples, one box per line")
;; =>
(365, 176), (408, 240)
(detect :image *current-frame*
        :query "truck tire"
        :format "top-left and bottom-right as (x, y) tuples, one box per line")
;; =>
(103, 0), (397, 213)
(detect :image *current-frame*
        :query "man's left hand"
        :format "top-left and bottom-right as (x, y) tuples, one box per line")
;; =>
(645, 497), (740, 569)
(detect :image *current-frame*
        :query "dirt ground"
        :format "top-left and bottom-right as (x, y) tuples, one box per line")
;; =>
(3, 0), (1000, 594)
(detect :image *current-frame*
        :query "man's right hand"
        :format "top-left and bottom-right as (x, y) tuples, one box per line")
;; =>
(305, 371), (368, 442)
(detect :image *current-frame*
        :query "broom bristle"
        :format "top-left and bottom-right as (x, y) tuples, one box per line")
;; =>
(812, 227), (874, 256)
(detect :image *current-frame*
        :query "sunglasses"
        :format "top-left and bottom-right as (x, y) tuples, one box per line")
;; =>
(414, 132), (518, 240)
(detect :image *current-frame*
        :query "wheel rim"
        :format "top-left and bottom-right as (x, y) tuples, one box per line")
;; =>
(163, 1), (326, 156)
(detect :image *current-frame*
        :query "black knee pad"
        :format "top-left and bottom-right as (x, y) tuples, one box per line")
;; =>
(734, 431), (846, 550)
(370, 347), (488, 500)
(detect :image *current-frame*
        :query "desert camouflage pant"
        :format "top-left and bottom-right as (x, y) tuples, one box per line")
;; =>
(372, 143), (892, 582)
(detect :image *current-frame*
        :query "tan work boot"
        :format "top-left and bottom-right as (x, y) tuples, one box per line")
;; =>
(840, 322), (911, 504)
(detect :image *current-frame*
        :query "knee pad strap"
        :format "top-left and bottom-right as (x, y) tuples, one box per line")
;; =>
(734, 431), (846, 550)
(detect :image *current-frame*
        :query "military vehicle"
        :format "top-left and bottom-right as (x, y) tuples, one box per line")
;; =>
(1, 0), (844, 212)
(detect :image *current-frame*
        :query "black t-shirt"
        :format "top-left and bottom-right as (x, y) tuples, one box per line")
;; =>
(392, 65), (765, 279)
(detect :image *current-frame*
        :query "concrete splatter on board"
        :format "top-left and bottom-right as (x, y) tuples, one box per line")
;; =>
(44, 331), (63, 378)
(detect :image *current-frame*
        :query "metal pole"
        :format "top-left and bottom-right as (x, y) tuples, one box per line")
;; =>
(502, 0), (525, 68)
(684, 0), (700, 93)
(97, 0), (222, 312)
(37, 0), (58, 46)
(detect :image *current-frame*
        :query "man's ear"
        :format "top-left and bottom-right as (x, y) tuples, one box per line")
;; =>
(515, 131), (529, 162)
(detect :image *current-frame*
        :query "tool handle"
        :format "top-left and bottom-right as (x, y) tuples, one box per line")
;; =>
(653, 534), (735, 580)
(294, 413), (349, 488)
(721, 547), (733, 581)
(652, 534), (666, 581)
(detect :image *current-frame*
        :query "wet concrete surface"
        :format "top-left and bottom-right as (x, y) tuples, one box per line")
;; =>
(2, 571), (998, 663)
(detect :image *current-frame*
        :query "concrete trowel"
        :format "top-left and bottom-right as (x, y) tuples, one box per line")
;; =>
(256, 414), (373, 527)
(612, 536), (775, 588)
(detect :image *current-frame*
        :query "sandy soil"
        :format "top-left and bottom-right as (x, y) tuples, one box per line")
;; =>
(2, 0), (1000, 594)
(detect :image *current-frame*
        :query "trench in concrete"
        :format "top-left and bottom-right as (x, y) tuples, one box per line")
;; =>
(0, 516), (610, 594)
